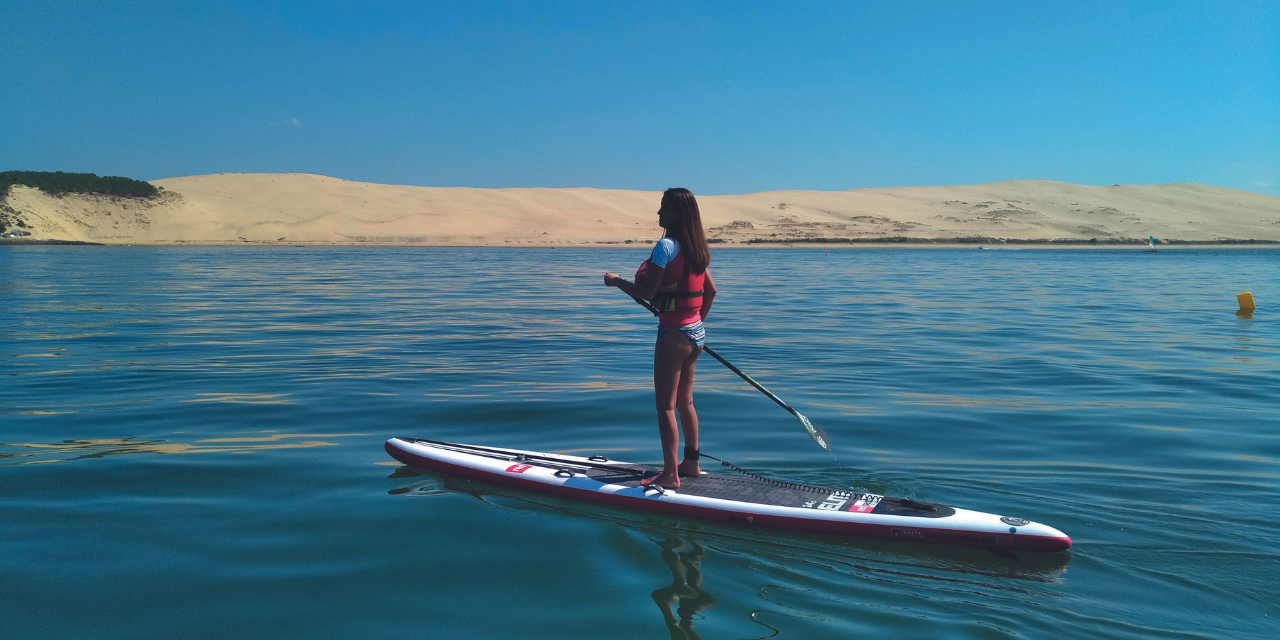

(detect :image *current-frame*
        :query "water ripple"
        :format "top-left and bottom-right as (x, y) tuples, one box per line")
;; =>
(1, 246), (1277, 639)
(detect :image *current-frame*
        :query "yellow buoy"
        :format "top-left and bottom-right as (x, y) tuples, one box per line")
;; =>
(1237, 292), (1256, 311)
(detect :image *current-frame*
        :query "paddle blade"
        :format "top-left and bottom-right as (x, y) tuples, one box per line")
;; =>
(795, 411), (832, 452)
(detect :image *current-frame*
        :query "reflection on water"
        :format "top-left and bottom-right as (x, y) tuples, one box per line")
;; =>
(387, 465), (1074, 636)
(651, 537), (719, 640)
(180, 393), (294, 405)
(386, 472), (452, 497)
(2, 247), (1276, 639)
(197, 432), (368, 443)
(0, 433), (365, 465)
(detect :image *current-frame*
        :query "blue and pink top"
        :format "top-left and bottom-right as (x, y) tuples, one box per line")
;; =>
(638, 238), (706, 327)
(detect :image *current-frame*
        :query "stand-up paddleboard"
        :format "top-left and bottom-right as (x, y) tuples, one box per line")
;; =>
(386, 438), (1072, 553)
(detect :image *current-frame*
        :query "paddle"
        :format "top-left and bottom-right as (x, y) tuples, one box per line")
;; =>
(623, 293), (833, 453)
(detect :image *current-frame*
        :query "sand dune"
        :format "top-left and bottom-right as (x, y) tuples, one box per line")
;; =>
(4, 172), (1276, 245)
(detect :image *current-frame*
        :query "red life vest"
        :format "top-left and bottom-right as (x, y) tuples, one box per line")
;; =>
(635, 247), (704, 326)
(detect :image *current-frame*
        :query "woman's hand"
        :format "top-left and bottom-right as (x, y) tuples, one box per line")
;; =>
(603, 272), (620, 287)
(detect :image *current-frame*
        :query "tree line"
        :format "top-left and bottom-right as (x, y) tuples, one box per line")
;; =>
(1, 171), (159, 198)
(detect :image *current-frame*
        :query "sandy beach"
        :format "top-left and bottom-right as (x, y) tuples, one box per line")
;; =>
(3, 173), (1276, 246)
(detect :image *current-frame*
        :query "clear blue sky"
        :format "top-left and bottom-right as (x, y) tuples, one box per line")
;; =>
(2, 1), (1276, 195)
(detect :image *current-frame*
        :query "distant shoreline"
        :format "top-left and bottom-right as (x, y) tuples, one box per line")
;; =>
(5, 173), (1276, 246)
(0, 238), (102, 245)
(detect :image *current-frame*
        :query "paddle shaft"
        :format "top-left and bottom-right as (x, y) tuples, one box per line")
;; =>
(703, 345), (798, 414)
(625, 294), (804, 419)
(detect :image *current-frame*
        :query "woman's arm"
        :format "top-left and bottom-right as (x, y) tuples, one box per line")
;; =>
(604, 263), (665, 302)
(699, 270), (716, 320)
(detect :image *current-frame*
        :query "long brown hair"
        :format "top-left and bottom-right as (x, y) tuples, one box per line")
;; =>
(661, 187), (710, 274)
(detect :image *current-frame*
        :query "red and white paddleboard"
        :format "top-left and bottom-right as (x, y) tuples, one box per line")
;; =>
(386, 438), (1072, 553)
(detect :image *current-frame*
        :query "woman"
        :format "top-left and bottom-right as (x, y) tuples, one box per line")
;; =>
(604, 188), (717, 489)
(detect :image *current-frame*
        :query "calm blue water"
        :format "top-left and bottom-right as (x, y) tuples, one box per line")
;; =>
(2, 246), (1277, 639)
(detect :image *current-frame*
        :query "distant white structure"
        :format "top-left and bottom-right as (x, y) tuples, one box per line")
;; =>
(1, 229), (32, 238)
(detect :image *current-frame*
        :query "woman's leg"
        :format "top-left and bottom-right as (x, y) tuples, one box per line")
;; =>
(645, 326), (694, 488)
(676, 346), (702, 477)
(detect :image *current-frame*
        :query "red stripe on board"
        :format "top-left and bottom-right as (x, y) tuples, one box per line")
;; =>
(385, 440), (1071, 553)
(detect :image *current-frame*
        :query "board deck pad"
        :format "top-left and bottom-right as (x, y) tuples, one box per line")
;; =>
(582, 465), (956, 519)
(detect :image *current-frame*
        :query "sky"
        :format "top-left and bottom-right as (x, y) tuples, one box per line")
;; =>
(2, 1), (1277, 195)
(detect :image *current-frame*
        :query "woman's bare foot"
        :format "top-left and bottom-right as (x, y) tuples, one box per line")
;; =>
(641, 470), (680, 489)
(678, 459), (702, 477)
